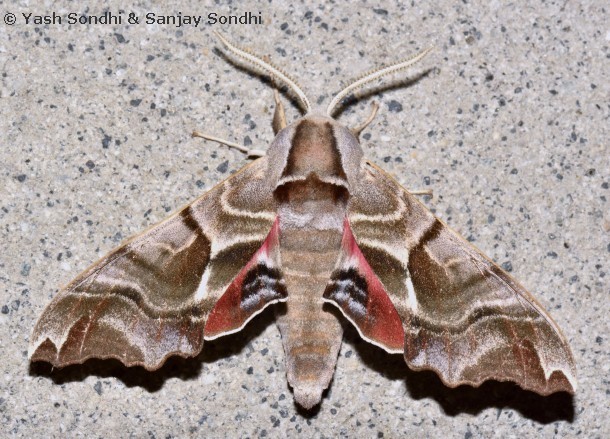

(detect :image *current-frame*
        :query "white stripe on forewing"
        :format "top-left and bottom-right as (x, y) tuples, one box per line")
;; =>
(405, 276), (418, 313)
(194, 267), (212, 302)
(209, 234), (268, 258)
(355, 237), (409, 267)
(349, 195), (406, 223)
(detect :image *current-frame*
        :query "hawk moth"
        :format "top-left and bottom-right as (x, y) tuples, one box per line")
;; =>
(29, 33), (576, 410)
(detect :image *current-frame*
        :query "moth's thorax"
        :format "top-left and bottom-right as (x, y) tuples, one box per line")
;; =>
(266, 114), (364, 191)
(273, 115), (351, 233)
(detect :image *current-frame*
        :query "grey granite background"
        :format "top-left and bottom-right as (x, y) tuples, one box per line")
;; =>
(1, 0), (608, 437)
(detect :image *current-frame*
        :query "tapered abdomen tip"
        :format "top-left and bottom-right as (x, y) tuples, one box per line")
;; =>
(293, 385), (324, 410)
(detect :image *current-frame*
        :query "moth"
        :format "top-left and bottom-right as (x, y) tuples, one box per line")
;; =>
(30, 33), (576, 409)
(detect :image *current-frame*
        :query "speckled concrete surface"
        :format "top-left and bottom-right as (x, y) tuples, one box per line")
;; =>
(1, 1), (608, 437)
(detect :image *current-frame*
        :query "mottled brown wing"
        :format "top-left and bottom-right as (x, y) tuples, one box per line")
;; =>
(29, 157), (282, 370)
(345, 160), (576, 395)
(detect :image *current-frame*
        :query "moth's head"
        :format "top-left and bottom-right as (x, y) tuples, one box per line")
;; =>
(214, 31), (433, 135)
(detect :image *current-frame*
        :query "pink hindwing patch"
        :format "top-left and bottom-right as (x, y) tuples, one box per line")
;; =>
(324, 219), (404, 353)
(204, 218), (287, 339)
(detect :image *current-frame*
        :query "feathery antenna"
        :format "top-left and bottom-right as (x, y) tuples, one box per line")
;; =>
(326, 47), (434, 117)
(214, 32), (312, 114)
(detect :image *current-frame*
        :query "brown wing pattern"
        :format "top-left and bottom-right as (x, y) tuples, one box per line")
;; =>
(29, 158), (278, 370)
(347, 161), (576, 395)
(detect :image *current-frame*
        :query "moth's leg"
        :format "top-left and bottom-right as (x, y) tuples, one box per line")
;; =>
(272, 89), (287, 134)
(191, 131), (266, 158)
(351, 101), (379, 138)
(193, 88), (284, 156)
(409, 189), (434, 198)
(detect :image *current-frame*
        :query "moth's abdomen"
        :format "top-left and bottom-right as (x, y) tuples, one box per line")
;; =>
(276, 181), (347, 409)
(276, 239), (344, 410)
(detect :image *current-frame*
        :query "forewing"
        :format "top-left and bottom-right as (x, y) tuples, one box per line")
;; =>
(343, 160), (576, 395)
(29, 158), (282, 370)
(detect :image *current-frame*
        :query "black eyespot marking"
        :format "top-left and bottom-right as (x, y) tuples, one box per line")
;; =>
(240, 263), (287, 311)
(324, 267), (368, 318)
